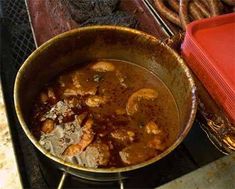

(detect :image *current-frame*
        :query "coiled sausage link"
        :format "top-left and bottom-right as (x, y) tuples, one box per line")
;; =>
(167, 0), (180, 12)
(189, 1), (204, 21)
(208, 0), (221, 16)
(194, 0), (211, 17)
(179, 0), (190, 30)
(154, 0), (182, 27)
(200, 0), (209, 9)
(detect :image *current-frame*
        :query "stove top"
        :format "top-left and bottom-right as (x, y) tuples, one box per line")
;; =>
(0, 0), (223, 188)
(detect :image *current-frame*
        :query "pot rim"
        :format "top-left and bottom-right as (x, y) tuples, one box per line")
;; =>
(14, 25), (197, 173)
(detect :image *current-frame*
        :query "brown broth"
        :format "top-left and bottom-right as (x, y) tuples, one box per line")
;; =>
(31, 59), (180, 168)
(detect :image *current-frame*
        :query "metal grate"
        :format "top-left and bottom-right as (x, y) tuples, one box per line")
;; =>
(0, 0), (48, 188)
(2, 0), (35, 69)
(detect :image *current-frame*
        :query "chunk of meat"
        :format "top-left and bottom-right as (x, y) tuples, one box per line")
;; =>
(59, 71), (82, 88)
(85, 96), (107, 107)
(148, 136), (167, 151)
(63, 88), (78, 97)
(115, 108), (126, 115)
(145, 121), (163, 135)
(63, 85), (97, 97)
(111, 129), (135, 144)
(126, 88), (158, 115)
(60, 71), (97, 97)
(91, 61), (115, 72)
(119, 143), (156, 165)
(63, 118), (94, 156)
(41, 119), (54, 133)
(83, 142), (110, 167)
(75, 112), (88, 126)
(146, 122), (167, 151)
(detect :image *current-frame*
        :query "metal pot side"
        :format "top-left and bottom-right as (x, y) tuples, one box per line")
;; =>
(14, 26), (197, 180)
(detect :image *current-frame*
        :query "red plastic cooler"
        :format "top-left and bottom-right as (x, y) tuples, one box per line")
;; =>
(182, 13), (235, 123)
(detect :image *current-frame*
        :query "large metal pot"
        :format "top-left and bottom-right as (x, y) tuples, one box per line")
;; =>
(14, 26), (197, 181)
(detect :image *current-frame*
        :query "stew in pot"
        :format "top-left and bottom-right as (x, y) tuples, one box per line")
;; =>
(31, 59), (180, 168)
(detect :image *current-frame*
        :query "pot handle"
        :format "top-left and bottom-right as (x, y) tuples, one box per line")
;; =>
(119, 179), (124, 189)
(57, 171), (68, 189)
(56, 171), (125, 188)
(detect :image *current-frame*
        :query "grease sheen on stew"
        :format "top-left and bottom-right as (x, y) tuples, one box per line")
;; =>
(31, 60), (180, 168)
